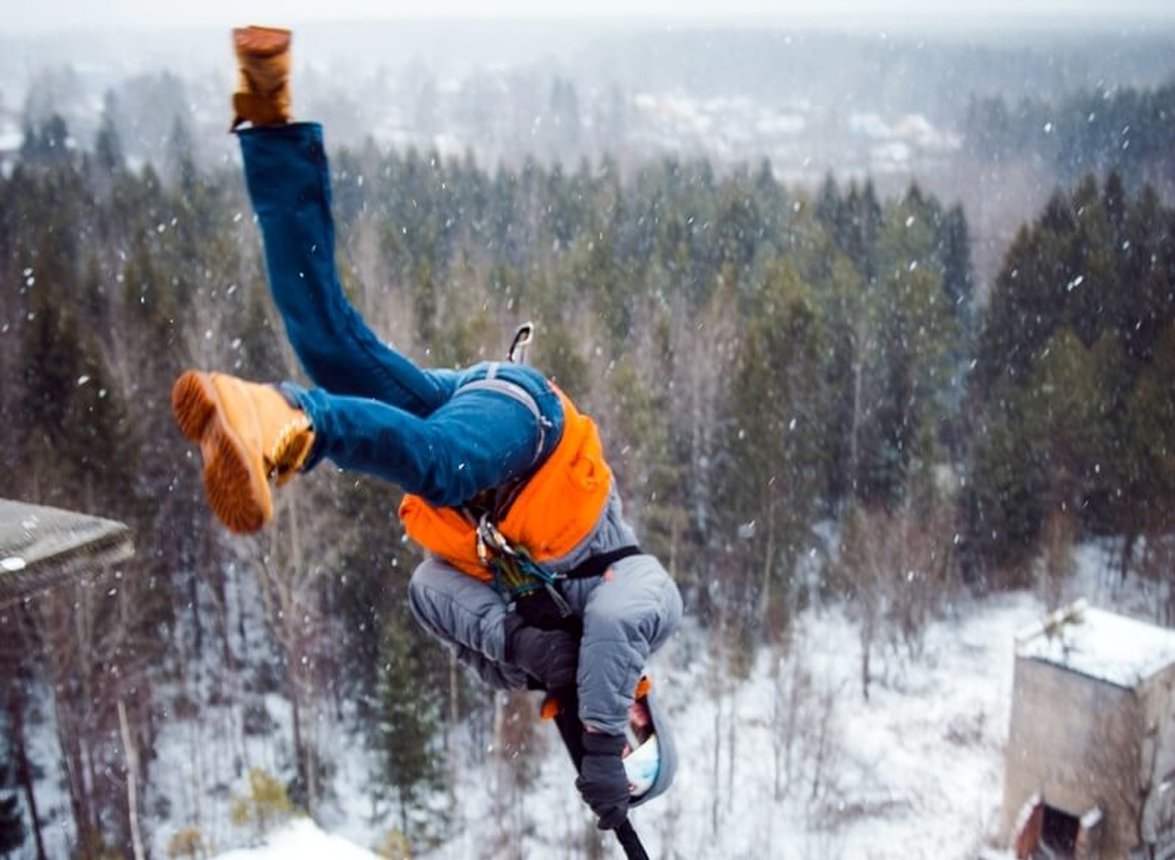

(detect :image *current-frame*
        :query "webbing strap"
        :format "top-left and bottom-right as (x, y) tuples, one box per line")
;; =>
(452, 365), (547, 466)
(564, 545), (642, 580)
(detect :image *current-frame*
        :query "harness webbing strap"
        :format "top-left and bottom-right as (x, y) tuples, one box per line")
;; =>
(452, 365), (547, 466)
(564, 545), (642, 580)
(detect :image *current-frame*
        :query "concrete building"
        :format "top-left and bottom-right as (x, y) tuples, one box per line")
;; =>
(1003, 600), (1175, 859)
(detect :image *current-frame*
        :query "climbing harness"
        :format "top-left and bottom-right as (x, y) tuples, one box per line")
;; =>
(476, 512), (576, 623)
(475, 507), (643, 628)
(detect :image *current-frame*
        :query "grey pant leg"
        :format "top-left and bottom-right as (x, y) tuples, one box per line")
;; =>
(408, 556), (528, 691)
(453, 649), (527, 692)
(575, 554), (683, 735)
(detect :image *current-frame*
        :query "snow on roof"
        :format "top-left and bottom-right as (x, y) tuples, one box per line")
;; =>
(1015, 599), (1175, 689)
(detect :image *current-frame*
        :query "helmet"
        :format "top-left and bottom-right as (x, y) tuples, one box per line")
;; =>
(623, 733), (661, 796)
(623, 675), (677, 806)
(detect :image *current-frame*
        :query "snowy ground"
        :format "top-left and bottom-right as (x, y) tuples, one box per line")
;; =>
(207, 590), (1048, 859)
(213, 817), (380, 859)
(206, 539), (1170, 859)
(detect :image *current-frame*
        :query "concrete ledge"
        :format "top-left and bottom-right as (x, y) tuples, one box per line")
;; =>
(0, 498), (134, 600)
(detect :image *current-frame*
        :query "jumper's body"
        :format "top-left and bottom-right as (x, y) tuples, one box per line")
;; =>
(239, 122), (683, 735)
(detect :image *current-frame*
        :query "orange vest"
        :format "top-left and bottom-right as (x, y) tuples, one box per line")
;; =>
(398, 386), (612, 582)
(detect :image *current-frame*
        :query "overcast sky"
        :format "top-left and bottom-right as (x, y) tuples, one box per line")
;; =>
(5, 0), (1175, 35)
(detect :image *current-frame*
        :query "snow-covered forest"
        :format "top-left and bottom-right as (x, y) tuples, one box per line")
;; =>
(2, 13), (1175, 860)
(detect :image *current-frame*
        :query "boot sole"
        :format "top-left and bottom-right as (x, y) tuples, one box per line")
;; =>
(172, 371), (270, 534)
(234, 26), (292, 58)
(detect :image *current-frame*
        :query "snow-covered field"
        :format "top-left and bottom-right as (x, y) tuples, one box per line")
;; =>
(214, 817), (380, 860)
(423, 591), (1043, 860)
(209, 592), (1047, 859)
(177, 542), (1161, 858)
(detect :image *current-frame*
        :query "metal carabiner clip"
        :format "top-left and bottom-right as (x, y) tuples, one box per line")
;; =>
(507, 322), (534, 364)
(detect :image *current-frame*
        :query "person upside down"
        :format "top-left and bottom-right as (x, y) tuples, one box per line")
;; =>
(172, 25), (682, 829)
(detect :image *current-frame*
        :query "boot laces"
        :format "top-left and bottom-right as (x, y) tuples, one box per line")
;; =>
(268, 417), (311, 486)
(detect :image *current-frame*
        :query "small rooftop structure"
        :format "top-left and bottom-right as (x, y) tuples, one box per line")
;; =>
(1003, 600), (1175, 859)
(1015, 599), (1175, 689)
(0, 498), (134, 600)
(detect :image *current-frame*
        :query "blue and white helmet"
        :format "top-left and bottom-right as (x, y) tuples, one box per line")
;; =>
(624, 676), (677, 806)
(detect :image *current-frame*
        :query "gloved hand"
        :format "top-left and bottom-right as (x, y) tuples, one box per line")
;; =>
(515, 585), (580, 633)
(575, 731), (629, 830)
(504, 614), (578, 691)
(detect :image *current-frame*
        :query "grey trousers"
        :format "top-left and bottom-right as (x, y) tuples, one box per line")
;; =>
(407, 551), (683, 735)
(407, 556), (529, 691)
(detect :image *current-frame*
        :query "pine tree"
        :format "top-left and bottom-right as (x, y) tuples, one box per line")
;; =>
(604, 341), (686, 579)
(961, 381), (1048, 583)
(717, 260), (828, 653)
(93, 93), (125, 176)
(19, 113), (73, 168)
(855, 187), (959, 509)
(372, 619), (444, 837)
(1023, 327), (1116, 514)
(967, 176), (1175, 573)
(938, 205), (974, 334)
(18, 271), (134, 513)
(1123, 323), (1175, 539)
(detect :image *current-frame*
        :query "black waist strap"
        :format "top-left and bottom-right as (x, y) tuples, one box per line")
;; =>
(564, 545), (642, 580)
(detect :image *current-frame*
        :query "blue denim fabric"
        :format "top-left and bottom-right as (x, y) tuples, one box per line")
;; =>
(238, 122), (563, 507)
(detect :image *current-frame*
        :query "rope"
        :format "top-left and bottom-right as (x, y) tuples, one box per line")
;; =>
(551, 688), (651, 860)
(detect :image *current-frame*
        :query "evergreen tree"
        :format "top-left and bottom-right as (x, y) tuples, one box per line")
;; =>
(18, 272), (135, 514)
(165, 114), (198, 192)
(717, 260), (828, 652)
(1118, 184), (1174, 368)
(938, 205), (974, 332)
(1023, 328), (1117, 515)
(966, 175), (1175, 574)
(817, 253), (869, 509)
(605, 348), (683, 575)
(93, 92), (125, 176)
(974, 192), (1072, 389)
(962, 382), (1048, 582)
(371, 618), (444, 837)
(19, 113), (73, 168)
(1123, 323), (1175, 540)
(0, 794), (23, 859)
(855, 186), (959, 508)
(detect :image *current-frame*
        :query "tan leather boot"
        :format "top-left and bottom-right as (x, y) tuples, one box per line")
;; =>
(172, 371), (314, 533)
(231, 25), (292, 130)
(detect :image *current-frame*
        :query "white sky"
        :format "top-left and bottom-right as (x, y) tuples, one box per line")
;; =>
(5, 0), (1175, 34)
